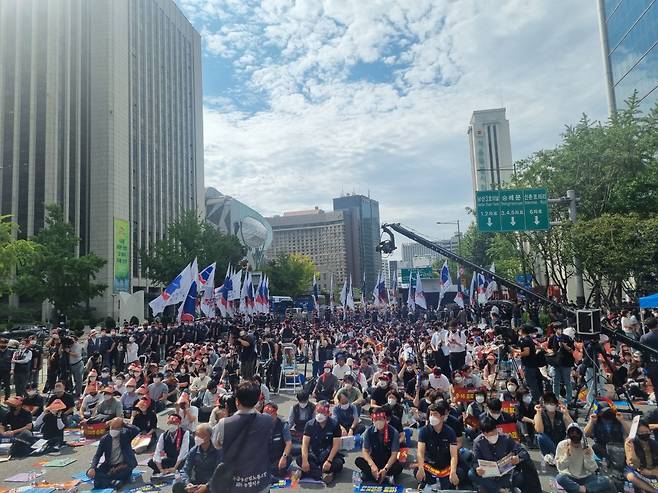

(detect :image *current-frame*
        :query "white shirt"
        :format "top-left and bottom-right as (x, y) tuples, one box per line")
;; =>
(178, 406), (199, 433)
(446, 330), (467, 353)
(125, 342), (139, 363)
(332, 363), (350, 380)
(431, 330), (450, 355)
(153, 428), (190, 465)
(190, 375), (211, 393)
(428, 373), (450, 392)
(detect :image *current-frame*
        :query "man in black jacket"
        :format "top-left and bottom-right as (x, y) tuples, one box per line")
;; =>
(0, 338), (13, 400)
(87, 418), (139, 489)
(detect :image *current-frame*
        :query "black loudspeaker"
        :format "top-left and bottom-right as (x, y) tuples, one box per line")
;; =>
(576, 309), (601, 335)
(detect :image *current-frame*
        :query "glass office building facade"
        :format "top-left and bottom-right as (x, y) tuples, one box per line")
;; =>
(599, 0), (658, 113)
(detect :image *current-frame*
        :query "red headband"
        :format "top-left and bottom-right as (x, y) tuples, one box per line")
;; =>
(371, 412), (390, 444)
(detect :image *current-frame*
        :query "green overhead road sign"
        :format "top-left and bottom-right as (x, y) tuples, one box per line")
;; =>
(475, 190), (501, 232)
(476, 188), (550, 232)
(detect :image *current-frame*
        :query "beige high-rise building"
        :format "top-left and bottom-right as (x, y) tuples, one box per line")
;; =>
(0, 0), (204, 318)
(266, 209), (351, 291)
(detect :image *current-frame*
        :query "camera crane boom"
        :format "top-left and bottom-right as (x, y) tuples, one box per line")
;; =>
(378, 222), (658, 360)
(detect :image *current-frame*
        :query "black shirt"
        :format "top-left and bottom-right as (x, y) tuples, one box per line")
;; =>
(303, 417), (341, 454)
(418, 423), (457, 468)
(2, 409), (33, 431)
(48, 392), (75, 412)
(370, 386), (390, 406)
(640, 331), (658, 364)
(519, 336), (538, 368)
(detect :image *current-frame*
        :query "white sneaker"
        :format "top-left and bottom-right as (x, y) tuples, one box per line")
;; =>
(544, 454), (555, 466)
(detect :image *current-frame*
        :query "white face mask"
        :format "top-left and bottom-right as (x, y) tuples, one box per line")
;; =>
(298, 402), (308, 408)
(103, 394), (112, 401)
(194, 436), (205, 447)
(523, 395), (533, 404)
(109, 429), (120, 437)
(545, 404), (557, 413)
(127, 387), (135, 393)
(374, 420), (386, 430)
(377, 381), (388, 388)
(89, 376), (97, 381)
(387, 398), (397, 406)
(344, 383), (353, 389)
(454, 376), (464, 384)
(324, 368), (331, 374)
(340, 403), (350, 410)
(486, 433), (499, 444)
(316, 413), (327, 423)
(507, 384), (517, 392)
(102, 372), (110, 378)
(429, 415), (441, 426)
(154, 378), (161, 384)
(27, 390), (36, 397)
(475, 395), (485, 404)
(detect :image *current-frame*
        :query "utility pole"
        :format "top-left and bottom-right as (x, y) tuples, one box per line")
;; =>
(549, 189), (585, 307)
(436, 220), (461, 255)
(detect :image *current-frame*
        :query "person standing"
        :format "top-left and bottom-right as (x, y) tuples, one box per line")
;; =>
(67, 337), (84, 397)
(237, 329), (256, 380)
(0, 338), (14, 400)
(210, 380), (274, 493)
(12, 339), (33, 397)
(446, 320), (467, 372)
(640, 317), (658, 395)
(517, 325), (542, 402)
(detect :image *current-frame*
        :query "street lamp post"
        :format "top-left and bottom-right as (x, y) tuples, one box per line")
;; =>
(436, 220), (461, 255)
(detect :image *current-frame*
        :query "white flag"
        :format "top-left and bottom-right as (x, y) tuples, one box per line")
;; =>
(415, 271), (427, 309)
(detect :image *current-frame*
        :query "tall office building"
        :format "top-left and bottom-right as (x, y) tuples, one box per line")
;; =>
(467, 108), (514, 197)
(597, 0), (658, 115)
(266, 208), (350, 290)
(333, 194), (382, 292)
(0, 0), (204, 317)
(400, 237), (459, 269)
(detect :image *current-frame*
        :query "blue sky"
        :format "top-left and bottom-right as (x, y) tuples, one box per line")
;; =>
(176, 0), (608, 242)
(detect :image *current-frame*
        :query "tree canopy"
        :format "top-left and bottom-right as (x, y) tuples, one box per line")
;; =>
(0, 215), (37, 297)
(140, 210), (246, 286)
(264, 253), (315, 298)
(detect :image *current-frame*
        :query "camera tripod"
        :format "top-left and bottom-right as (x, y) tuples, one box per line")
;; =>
(569, 339), (639, 416)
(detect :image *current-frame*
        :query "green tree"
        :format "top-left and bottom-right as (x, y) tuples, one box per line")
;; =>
(264, 253), (316, 297)
(0, 215), (37, 296)
(140, 210), (246, 286)
(16, 205), (107, 318)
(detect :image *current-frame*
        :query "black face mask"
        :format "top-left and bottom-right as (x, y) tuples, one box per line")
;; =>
(569, 434), (582, 443)
(638, 434), (651, 442)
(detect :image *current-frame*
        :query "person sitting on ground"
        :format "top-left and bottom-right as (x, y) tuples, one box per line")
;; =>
(415, 401), (460, 490)
(465, 389), (487, 440)
(47, 381), (76, 425)
(87, 386), (123, 423)
(469, 416), (531, 493)
(479, 397), (515, 426)
(87, 418), (140, 489)
(80, 382), (102, 419)
(174, 392), (198, 433)
(263, 402), (293, 479)
(131, 398), (157, 450)
(515, 388), (537, 447)
(23, 383), (45, 417)
(120, 378), (140, 417)
(533, 392), (573, 466)
(625, 419), (658, 493)
(370, 373), (394, 406)
(209, 393), (237, 427)
(556, 423), (614, 493)
(334, 374), (366, 410)
(172, 423), (221, 493)
(34, 398), (67, 452)
(0, 396), (35, 456)
(288, 391), (315, 443)
(297, 400), (344, 484)
(332, 392), (364, 436)
(355, 406), (403, 485)
(147, 373), (169, 412)
(583, 403), (627, 460)
(313, 362), (339, 402)
(148, 414), (190, 475)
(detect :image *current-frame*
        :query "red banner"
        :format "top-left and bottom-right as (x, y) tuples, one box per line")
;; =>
(496, 422), (520, 442)
(502, 400), (517, 415)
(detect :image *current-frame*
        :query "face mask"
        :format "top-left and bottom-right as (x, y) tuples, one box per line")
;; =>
(127, 387), (135, 392)
(454, 376), (463, 384)
(378, 381), (388, 388)
(27, 390), (36, 397)
(638, 434), (651, 442)
(109, 429), (120, 437)
(340, 403), (350, 410)
(490, 412), (501, 419)
(199, 373), (206, 378)
(154, 378), (161, 384)
(103, 394), (112, 401)
(374, 420), (386, 430)
(344, 383), (353, 389)
(180, 369), (187, 374)
(425, 397), (432, 404)
(429, 416), (441, 426)
(240, 331), (246, 337)
(475, 395), (485, 404)
(507, 384), (517, 392)
(298, 402), (308, 408)
(324, 368), (331, 374)
(387, 398), (397, 406)
(486, 434), (499, 444)
(316, 413), (327, 423)
(89, 376), (97, 381)
(523, 395), (533, 404)
(102, 372), (109, 378)
(194, 436), (205, 446)
(545, 404), (557, 413)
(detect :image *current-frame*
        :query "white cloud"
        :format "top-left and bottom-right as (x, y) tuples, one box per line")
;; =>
(178, 0), (608, 238)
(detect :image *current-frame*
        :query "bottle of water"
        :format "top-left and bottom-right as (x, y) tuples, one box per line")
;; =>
(540, 456), (547, 474)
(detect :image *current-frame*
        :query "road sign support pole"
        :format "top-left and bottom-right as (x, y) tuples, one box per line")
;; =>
(566, 189), (586, 308)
